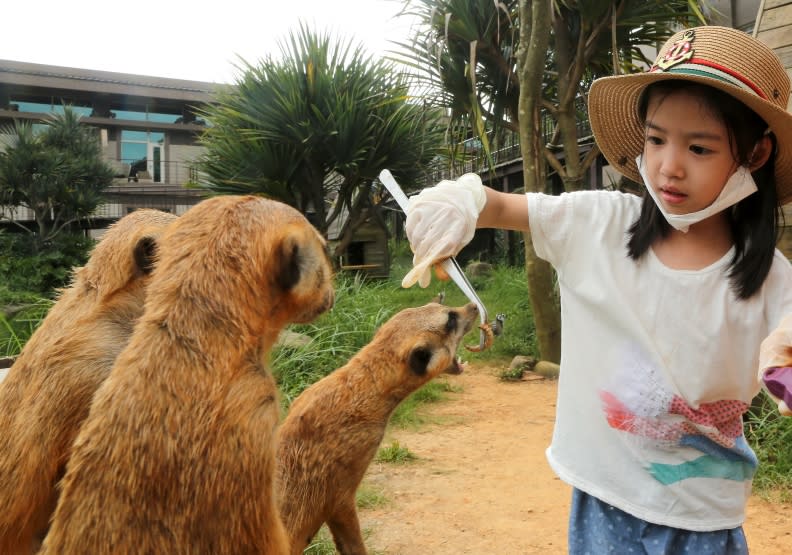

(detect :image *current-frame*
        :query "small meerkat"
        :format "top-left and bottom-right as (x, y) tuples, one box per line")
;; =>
(276, 302), (478, 555)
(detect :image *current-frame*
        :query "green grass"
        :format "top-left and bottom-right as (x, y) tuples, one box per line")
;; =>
(388, 379), (461, 428)
(499, 364), (528, 381)
(303, 525), (385, 555)
(302, 527), (336, 555)
(376, 440), (417, 464)
(0, 297), (53, 357)
(744, 394), (792, 501)
(356, 483), (389, 509)
(272, 258), (540, 412)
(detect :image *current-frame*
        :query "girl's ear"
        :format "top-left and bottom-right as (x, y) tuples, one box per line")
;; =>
(748, 135), (773, 172)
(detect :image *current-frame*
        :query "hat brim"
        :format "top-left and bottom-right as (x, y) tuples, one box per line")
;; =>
(588, 72), (792, 204)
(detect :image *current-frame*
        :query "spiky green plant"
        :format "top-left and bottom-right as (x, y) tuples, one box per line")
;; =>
(196, 23), (447, 252)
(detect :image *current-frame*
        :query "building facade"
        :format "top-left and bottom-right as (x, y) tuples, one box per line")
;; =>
(0, 59), (228, 236)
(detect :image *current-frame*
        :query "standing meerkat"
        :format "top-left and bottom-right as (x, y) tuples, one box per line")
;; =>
(276, 302), (478, 555)
(41, 195), (334, 555)
(0, 209), (176, 555)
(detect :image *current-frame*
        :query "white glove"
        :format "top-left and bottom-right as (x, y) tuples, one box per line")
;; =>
(402, 173), (487, 288)
(759, 313), (792, 416)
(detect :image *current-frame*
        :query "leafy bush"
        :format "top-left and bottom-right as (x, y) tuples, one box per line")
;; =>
(0, 232), (93, 295)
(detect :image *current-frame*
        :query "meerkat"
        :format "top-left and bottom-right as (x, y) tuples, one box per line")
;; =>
(276, 301), (478, 555)
(0, 209), (176, 555)
(40, 195), (334, 555)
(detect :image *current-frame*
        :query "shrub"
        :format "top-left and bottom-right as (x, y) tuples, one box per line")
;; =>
(0, 231), (93, 295)
(745, 394), (792, 501)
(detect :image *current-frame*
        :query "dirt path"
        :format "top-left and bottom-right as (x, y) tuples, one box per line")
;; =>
(359, 363), (792, 554)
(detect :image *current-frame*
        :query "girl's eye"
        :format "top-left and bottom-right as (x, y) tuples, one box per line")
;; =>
(689, 145), (710, 155)
(646, 135), (663, 145)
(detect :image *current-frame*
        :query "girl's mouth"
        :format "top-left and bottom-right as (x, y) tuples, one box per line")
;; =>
(660, 187), (687, 205)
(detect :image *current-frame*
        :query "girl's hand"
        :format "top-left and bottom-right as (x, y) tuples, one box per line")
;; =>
(759, 314), (792, 416)
(762, 367), (792, 416)
(402, 174), (486, 288)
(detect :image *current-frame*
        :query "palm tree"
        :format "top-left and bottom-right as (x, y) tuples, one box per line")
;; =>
(197, 24), (447, 254)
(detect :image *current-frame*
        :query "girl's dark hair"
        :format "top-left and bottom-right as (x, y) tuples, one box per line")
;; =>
(626, 80), (780, 299)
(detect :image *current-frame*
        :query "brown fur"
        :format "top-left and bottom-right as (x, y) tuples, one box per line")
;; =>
(0, 209), (176, 555)
(41, 195), (334, 555)
(276, 302), (478, 555)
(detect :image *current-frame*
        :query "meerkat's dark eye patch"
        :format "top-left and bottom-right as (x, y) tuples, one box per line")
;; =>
(408, 346), (432, 376)
(445, 311), (459, 333)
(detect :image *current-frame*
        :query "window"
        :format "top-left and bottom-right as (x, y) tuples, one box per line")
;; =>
(121, 130), (165, 182)
(12, 100), (92, 117)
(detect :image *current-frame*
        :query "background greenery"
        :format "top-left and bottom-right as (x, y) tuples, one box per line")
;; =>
(273, 244), (537, 406)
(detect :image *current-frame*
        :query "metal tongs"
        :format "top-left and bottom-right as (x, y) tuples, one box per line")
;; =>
(379, 169), (490, 351)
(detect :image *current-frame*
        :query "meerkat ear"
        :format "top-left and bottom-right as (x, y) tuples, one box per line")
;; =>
(408, 346), (433, 376)
(133, 236), (158, 275)
(275, 236), (303, 291)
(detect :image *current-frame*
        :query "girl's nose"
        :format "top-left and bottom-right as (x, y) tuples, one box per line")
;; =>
(659, 152), (685, 179)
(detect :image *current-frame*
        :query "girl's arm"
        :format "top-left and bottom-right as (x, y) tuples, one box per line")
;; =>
(478, 187), (531, 232)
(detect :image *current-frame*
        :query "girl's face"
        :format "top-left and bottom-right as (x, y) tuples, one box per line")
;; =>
(643, 89), (738, 215)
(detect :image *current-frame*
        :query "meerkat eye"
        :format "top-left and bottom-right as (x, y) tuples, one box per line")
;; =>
(445, 311), (458, 333)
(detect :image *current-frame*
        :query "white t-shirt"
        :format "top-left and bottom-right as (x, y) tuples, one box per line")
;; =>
(527, 190), (792, 531)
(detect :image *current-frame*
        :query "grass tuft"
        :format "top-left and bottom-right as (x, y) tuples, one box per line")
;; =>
(0, 297), (54, 357)
(499, 365), (526, 381)
(356, 483), (388, 509)
(303, 527), (336, 555)
(376, 440), (417, 464)
(744, 394), (792, 501)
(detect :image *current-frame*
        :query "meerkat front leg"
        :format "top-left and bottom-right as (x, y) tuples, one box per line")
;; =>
(327, 496), (367, 555)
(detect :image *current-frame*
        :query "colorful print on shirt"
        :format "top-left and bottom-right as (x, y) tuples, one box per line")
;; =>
(598, 350), (757, 485)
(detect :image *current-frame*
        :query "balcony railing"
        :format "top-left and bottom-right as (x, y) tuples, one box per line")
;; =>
(416, 96), (593, 187)
(107, 159), (201, 188)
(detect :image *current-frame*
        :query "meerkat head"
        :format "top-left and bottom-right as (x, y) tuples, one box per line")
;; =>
(145, 196), (334, 340)
(271, 221), (335, 324)
(372, 303), (478, 398)
(77, 209), (177, 301)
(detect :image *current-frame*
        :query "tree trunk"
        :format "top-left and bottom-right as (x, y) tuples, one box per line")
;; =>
(552, 11), (584, 192)
(517, 0), (561, 363)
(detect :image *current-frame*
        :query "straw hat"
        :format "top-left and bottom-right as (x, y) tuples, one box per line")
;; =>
(588, 26), (792, 204)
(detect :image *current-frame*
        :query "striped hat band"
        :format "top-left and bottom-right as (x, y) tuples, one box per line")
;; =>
(653, 59), (767, 100)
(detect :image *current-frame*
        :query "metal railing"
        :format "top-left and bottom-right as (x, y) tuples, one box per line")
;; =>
(416, 96), (593, 186)
(108, 159), (200, 187)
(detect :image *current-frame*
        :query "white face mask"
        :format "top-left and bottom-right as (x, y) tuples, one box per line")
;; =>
(636, 155), (758, 233)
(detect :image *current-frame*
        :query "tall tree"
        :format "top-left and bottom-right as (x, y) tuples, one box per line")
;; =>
(197, 24), (447, 253)
(0, 107), (114, 244)
(396, 0), (706, 361)
(517, 0), (559, 362)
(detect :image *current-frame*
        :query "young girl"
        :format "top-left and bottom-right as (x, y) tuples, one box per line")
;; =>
(402, 26), (792, 553)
